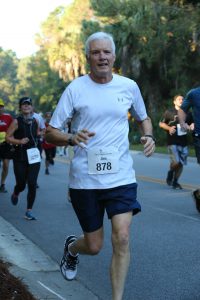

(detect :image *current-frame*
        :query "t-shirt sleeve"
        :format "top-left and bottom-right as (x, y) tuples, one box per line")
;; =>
(161, 110), (172, 124)
(129, 83), (147, 121)
(50, 87), (74, 130)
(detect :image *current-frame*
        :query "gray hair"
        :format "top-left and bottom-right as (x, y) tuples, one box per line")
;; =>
(85, 32), (116, 57)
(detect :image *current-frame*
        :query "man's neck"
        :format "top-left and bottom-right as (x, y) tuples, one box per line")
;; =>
(175, 105), (180, 111)
(89, 73), (113, 84)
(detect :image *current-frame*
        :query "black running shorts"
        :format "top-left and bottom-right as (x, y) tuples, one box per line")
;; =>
(69, 183), (141, 233)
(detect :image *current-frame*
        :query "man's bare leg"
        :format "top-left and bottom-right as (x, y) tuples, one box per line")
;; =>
(69, 227), (104, 256)
(110, 212), (133, 300)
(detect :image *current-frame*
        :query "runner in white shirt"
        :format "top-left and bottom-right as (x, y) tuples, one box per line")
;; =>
(46, 31), (155, 300)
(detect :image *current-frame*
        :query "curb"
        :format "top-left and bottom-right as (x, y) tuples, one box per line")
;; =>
(0, 216), (99, 300)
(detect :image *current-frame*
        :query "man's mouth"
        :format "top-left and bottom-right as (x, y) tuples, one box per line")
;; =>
(98, 63), (108, 67)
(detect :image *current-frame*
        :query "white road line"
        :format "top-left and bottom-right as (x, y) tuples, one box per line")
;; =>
(37, 281), (67, 300)
(146, 205), (200, 222)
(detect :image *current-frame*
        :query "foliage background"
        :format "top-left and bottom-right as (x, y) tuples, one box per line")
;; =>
(0, 0), (199, 145)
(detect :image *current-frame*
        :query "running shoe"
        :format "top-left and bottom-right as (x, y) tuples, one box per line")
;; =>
(192, 189), (200, 213)
(0, 184), (7, 193)
(172, 180), (182, 189)
(11, 193), (18, 205)
(60, 235), (79, 281)
(24, 211), (37, 220)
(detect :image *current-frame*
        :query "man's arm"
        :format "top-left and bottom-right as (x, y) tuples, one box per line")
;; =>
(159, 109), (176, 135)
(45, 125), (95, 148)
(137, 116), (153, 135)
(178, 108), (190, 131)
(159, 121), (176, 136)
(45, 126), (70, 146)
(136, 117), (155, 157)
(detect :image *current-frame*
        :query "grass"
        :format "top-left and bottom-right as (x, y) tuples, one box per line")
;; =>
(130, 143), (196, 157)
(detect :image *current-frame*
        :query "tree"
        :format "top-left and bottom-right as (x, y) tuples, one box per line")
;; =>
(0, 48), (18, 111)
(15, 52), (66, 113)
(35, 0), (95, 82)
(87, 0), (200, 115)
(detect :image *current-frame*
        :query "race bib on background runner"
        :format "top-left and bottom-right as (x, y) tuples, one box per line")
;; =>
(87, 147), (119, 175)
(177, 124), (187, 136)
(27, 148), (41, 164)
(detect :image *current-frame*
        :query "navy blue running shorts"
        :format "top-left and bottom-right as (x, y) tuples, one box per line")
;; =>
(69, 183), (141, 233)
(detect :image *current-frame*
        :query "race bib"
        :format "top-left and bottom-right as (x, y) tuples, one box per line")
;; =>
(27, 148), (41, 164)
(177, 124), (187, 136)
(87, 147), (119, 175)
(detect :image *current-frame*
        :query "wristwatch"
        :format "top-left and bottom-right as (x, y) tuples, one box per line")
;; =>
(68, 134), (74, 146)
(144, 134), (156, 143)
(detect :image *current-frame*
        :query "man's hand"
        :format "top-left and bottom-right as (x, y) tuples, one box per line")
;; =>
(45, 126), (95, 147)
(140, 136), (155, 157)
(189, 123), (194, 131)
(70, 129), (95, 148)
(180, 122), (191, 131)
(169, 126), (176, 135)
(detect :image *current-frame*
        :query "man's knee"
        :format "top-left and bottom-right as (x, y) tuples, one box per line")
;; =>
(84, 233), (103, 255)
(86, 240), (103, 255)
(112, 230), (130, 252)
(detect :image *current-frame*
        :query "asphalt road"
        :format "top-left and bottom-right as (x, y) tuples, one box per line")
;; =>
(0, 151), (200, 300)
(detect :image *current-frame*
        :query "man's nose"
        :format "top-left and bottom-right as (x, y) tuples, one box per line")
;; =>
(99, 51), (106, 59)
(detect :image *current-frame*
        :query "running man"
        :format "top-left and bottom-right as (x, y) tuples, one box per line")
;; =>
(159, 95), (193, 189)
(45, 32), (155, 300)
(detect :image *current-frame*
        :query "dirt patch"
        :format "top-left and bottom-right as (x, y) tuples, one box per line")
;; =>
(0, 259), (36, 300)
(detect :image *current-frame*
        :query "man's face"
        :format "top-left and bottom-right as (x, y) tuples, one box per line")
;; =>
(174, 96), (183, 108)
(87, 39), (115, 83)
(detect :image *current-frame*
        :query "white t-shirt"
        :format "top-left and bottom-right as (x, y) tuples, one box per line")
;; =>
(50, 74), (147, 189)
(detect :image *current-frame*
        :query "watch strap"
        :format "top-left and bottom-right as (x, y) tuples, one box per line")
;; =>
(144, 134), (156, 143)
